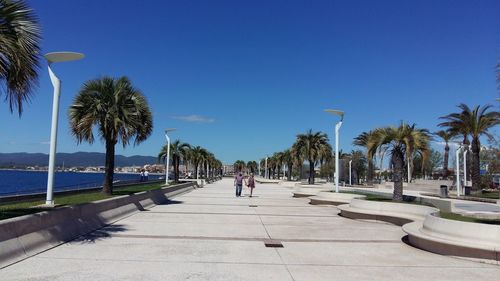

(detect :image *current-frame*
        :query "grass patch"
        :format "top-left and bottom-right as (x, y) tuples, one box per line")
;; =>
(439, 212), (500, 225)
(0, 182), (164, 221)
(474, 190), (500, 200)
(339, 190), (432, 206)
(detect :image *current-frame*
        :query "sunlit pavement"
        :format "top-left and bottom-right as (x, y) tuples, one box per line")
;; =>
(1, 178), (499, 281)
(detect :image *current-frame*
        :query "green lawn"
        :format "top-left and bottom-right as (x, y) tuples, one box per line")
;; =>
(474, 190), (500, 200)
(439, 212), (500, 225)
(0, 182), (164, 221)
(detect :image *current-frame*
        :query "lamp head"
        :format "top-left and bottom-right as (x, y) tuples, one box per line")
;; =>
(44, 52), (84, 63)
(325, 109), (344, 121)
(165, 128), (176, 133)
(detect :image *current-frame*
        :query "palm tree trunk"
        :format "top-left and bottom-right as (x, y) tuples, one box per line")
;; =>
(102, 139), (116, 195)
(443, 145), (449, 178)
(367, 158), (373, 185)
(308, 160), (314, 184)
(287, 163), (293, 181)
(174, 156), (180, 183)
(471, 138), (481, 191)
(392, 151), (404, 201)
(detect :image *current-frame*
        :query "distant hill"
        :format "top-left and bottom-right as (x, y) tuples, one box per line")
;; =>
(0, 152), (158, 167)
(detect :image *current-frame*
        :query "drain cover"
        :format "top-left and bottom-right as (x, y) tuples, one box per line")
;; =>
(249, 205), (258, 207)
(264, 239), (284, 248)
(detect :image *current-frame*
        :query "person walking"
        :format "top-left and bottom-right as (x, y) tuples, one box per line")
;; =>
(234, 172), (244, 197)
(246, 172), (256, 197)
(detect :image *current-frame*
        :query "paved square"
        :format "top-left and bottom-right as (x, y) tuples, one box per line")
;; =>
(1, 179), (499, 280)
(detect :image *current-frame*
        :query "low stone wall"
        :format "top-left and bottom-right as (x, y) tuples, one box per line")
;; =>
(338, 199), (438, 226)
(309, 192), (366, 206)
(255, 178), (281, 184)
(292, 188), (330, 198)
(0, 182), (196, 269)
(179, 179), (205, 187)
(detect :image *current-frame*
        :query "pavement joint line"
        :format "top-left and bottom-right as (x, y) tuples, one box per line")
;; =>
(31, 256), (493, 269)
(158, 202), (331, 208)
(144, 211), (339, 217)
(98, 234), (401, 243)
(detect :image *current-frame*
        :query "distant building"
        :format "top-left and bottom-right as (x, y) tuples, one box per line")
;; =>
(223, 164), (234, 175)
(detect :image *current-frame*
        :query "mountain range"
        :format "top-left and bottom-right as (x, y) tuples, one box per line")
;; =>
(0, 152), (158, 167)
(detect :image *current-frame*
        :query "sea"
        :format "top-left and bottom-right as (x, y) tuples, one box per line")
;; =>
(0, 170), (161, 197)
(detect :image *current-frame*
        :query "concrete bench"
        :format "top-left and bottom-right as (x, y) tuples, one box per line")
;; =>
(255, 178), (281, 184)
(292, 188), (331, 198)
(309, 192), (366, 206)
(403, 214), (500, 263)
(179, 179), (205, 187)
(337, 199), (438, 226)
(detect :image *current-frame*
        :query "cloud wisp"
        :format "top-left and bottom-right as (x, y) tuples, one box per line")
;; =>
(171, 115), (215, 123)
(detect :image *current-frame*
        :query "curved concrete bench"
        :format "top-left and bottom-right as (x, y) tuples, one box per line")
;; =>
(0, 182), (196, 269)
(337, 199), (438, 226)
(309, 192), (366, 206)
(403, 215), (500, 263)
(292, 188), (331, 198)
(278, 181), (300, 188)
(255, 178), (281, 184)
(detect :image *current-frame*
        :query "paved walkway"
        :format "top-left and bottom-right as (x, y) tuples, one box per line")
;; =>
(1, 179), (499, 280)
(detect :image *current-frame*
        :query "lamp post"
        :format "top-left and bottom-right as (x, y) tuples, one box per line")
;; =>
(325, 109), (344, 193)
(44, 52), (84, 206)
(349, 160), (352, 186)
(164, 128), (176, 185)
(456, 144), (463, 196)
(407, 158), (411, 183)
(463, 147), (468, 188)
(258, 160), (261, 177)
(265, 157), (268, 179)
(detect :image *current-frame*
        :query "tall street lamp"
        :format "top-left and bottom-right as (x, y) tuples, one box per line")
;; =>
(325, 109), (344, 193)
(44, 52), (84, 206)
(349, 160), (352, 186)
(456, 144), (463, 196)
(463, 145), (468, 188)
(265, 156), (268, 179)
(164, 128), (176, 185)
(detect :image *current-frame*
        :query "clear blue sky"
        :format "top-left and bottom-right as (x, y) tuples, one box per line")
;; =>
(1, 0), (499, 164)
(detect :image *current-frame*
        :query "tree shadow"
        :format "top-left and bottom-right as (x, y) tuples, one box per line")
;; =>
(73, 224), (128, 244)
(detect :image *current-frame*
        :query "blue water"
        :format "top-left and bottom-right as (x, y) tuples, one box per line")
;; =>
(0, 170), (161, 197)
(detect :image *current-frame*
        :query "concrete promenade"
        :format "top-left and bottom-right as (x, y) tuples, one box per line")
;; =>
(1, 179), (499, 280)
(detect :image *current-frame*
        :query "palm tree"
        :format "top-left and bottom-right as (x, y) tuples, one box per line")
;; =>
(292, 141), (305, 180)
(158, 140), (190, 183)
(353, 130), (378, 185)
(234, 160), (246, 173)
(433, 130), (455, 178)
(273, 151), (285, 179)
(294, 129), (331, 184)
(282, 149), (294, 181)
(374, 123), (430, 201)
(439, 104), (499, 190)
(246, 161), (258, 173)
(344, 150), (367, 185)
(189, 146), (208, 179)
(1, 0), (41, 115)
(69, 76), (153, 194)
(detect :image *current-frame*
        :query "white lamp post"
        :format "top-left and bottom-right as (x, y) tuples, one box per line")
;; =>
(164, 128), (176, 185)
(463, 148), (468, 188)
(44, 52), (84, 206)
(265, 157), (268, 179)
(407, 158), (411, 183)
(325, 109), (344, 193)
(456, 144), (463, 196)
(258, 160), (261, 177)
(349, 160), (352, 186)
